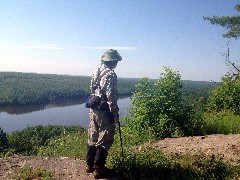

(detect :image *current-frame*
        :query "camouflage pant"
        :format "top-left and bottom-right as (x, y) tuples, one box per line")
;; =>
(88, 109), (115, 151)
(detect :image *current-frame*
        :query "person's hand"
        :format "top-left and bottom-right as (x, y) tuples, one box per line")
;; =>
(113, 117), (119, 125)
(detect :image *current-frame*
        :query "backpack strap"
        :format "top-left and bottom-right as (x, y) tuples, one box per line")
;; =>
(98, 68), (112, 95)
(99, 68), (111, 82)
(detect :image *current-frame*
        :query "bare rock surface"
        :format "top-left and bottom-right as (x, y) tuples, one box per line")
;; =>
(152, 134), (240, 164)
(0, 156), (94, 180)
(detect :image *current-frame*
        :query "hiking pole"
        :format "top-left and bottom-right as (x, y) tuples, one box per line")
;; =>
(118, 121), (124, 162)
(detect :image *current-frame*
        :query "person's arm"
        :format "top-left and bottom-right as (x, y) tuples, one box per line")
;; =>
(90, 68), (100, 95)
(104, 71), (119, 123)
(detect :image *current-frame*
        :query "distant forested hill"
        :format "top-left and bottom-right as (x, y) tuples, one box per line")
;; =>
(181, 80), (219, 104)
(0, 72), (218, 106)
(0, 72), (139, 106)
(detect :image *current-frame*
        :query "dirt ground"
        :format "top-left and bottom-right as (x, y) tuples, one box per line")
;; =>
(0, 134), (240, 180)
(152, 134), (240, 164)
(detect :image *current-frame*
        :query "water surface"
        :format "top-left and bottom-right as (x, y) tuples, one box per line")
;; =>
(0, 97), (131, 134)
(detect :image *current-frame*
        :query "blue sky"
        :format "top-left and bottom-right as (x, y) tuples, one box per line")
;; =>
(0, 0), (239, 81)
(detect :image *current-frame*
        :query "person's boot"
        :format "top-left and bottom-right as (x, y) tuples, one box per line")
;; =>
(94, 166), (116, 179)
(86, 145), (97, 173)
(93, 166), (109, 179)
(93, 147), (115, 178)
(85, 164), (95, 173)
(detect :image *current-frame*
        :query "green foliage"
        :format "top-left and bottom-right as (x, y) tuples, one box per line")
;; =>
(108, 146), (240, 180)
(207, 75), (240, 113)
(125, 67), (205, 140)
(0, 127), (9, 154)
(128, 67), (182, 139)
(204, 4), (240, 38)
(38, 131), (87, 159)
(12, 165), (53, 180)
(204, 110), (240, 134)
(7, 125), (85, 156)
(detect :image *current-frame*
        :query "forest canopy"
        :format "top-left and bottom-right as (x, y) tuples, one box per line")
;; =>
(0, 72), (139, 106)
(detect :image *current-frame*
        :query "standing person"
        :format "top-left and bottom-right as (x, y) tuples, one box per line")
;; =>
(86, 49), (122, 179)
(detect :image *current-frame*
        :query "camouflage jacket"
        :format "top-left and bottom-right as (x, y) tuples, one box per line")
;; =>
(90, 65), (119, 117)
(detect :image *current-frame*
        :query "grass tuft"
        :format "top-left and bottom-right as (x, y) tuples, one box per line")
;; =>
(204, 110), (240, 134)
(12, 165), (53, 180)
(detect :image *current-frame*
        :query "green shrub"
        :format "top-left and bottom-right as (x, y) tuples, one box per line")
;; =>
(8, 125), (85, 155)
(207, 75), (240, 114)
(125, 67), (205, 141)
(0, 127), (9, 155)
(204, 110), (240, 134)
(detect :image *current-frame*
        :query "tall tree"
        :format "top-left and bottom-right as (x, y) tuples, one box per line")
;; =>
(203, 5), (240, 39)
(204, 5), (240, 112)
(204, 4), (240, 76)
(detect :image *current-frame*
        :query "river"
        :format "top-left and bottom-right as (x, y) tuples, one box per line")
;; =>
(0, 97), (131, 134)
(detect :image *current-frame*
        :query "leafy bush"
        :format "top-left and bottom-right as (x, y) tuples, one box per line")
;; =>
(125, 67), (205, 141)
(204, 110), (240, 134)
(8, 125), (85, 155)
(207, 75), (240, 114)
(0, 127), (9, 154)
